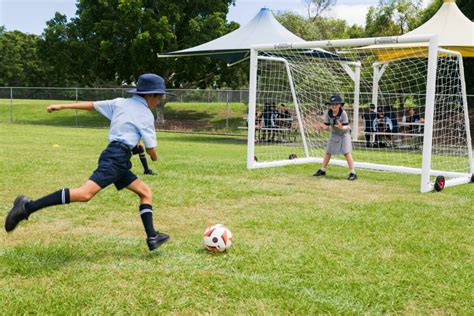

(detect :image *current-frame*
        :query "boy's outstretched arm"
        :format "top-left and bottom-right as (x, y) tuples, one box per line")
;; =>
(146, 147), (159, 161)
(47, 102), (94, 113)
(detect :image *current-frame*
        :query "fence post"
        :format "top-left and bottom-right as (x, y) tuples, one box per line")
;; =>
(75, 88), (79, 127)
(226, 91), (229, 129)
(10, 87), (13, 123)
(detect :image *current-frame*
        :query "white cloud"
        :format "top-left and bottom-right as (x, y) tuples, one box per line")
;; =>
(327, 4), (372, 26)
(326, 0), (432, 26)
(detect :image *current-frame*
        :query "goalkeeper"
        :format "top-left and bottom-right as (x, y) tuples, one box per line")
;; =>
(313, 95), (357, 181)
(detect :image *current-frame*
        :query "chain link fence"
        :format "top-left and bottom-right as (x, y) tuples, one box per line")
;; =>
(0, 87), (472, 139)
(0, 87), (250, 134)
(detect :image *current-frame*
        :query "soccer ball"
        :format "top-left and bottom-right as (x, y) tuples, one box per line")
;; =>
(203, 224), (233, 252)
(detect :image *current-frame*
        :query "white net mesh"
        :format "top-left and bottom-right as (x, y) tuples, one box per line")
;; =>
(250, 42), (472, 186)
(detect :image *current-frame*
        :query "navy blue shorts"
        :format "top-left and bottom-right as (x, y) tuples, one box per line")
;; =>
(89, 142), (137, 190)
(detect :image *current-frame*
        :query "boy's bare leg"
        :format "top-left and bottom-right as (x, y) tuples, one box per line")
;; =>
(126, 179), (152, 204)
(70, 180), (102, 202)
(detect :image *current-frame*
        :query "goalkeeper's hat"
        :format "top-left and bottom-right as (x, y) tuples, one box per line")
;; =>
(325, 95), (345, 106)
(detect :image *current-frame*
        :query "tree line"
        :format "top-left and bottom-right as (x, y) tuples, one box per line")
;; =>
(0, 0), (472, 93)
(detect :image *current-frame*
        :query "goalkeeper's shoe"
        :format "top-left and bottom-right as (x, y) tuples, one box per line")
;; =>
(347, 173), (357, 181)
(144, 169), (157, 176)
(313, 169), (326, 177)
(147, 232), (170, 251)
(5, 195), (31, 232)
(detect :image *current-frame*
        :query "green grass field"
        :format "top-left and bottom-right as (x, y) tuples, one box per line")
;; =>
(0, 124), (473, 314)
(0, 99), (248, 132)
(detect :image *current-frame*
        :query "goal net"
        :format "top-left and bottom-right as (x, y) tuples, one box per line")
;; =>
(247, 36), (473, 192)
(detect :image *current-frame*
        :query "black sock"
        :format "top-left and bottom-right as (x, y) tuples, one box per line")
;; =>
(139, 204), (156, 238)
(139, 154), (150, 173)
(25, 188), (70, 215)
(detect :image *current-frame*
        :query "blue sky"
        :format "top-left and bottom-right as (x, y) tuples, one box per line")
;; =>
(0, 0), (429, 35)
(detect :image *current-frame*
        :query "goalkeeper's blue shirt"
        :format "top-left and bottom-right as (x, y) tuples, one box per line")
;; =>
(93, 95), (157, 149)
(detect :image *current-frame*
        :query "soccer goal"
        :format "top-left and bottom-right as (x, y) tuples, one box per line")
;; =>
(247, 35), (473, 192)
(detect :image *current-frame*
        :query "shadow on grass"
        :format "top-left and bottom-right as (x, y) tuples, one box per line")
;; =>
(196, 247), (229, 257)
(0, 242), (86, 276)
(0, 236), (150, 276)
(164, 108), (214, 121)
(13, 115), (110, 128)
(211, 117), (246, 129)
(160, 134), (246, 144)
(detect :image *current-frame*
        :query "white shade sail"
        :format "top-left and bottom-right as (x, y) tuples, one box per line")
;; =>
(158, 8), (334, 63)
(364, 0), (474, 59)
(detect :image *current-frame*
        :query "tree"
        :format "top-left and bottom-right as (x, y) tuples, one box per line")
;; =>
(420, 0), (473, 25)
(303, 0), (337, 20)
(39, 0), (243, 88)
(417, 0), (474, 95)
(276, 12), (364, 41)
(458, 0), (474, 19)
(365, 0), (423, 37)
(0, 30), (46, 87)
(37, 13), (81, 86)
(455, 0), (474, 95)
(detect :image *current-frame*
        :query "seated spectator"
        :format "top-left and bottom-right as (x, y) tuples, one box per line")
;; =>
(255, 108), (262, 127)
(261, 103), (277, 142)
(277, 103), (292, 142)
(373, 112), (388, 147)
(253, 108), (262, 141)
(278, 104), (291, 127)
(402, 107), (420, 123)
(269, 103), (278, 141)
(363, 104), (377, 147)
(402, 107), (424, 133)
(373, 105), (395, 133)
(261, 104), (270, 140)
(383, 105), (399, 133)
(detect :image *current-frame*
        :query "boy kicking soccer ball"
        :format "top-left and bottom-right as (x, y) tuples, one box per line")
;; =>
(5, 73), (171, 251)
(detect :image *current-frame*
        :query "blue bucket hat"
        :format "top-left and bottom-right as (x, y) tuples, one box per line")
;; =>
(325, 95), (345, 106)
(127, 73), (175, 96)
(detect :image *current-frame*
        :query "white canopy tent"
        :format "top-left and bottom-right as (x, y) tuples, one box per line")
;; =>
(158, 7), (335, 64)
(365, 0), (474, 60)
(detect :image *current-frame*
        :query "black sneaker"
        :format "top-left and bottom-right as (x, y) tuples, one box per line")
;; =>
(313, 169), (326, 177)
(347, 173), (357, 181)
(147, 232), (170, 251)
(5, 195), (31, 232)
(144, 169), (157, 176)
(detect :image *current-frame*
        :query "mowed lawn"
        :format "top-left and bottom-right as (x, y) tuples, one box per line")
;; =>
(0, 124), (472, 314)
(0, 99), (248, 132)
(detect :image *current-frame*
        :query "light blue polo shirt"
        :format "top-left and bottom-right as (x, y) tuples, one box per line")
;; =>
(93, 95), (157, 149)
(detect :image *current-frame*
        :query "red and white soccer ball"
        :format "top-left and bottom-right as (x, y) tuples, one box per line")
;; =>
(203, 224), (233, 253)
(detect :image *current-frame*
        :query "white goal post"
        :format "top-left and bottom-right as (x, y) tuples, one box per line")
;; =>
(247, 35), (473, 192)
